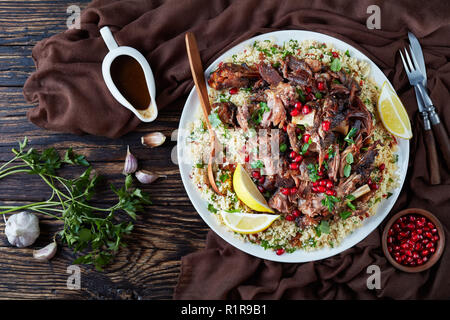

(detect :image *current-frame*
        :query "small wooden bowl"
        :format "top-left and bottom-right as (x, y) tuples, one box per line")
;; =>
(382, 208), (445, 273)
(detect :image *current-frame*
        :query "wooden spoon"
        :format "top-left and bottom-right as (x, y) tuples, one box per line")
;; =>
(185, 32), (224, 196)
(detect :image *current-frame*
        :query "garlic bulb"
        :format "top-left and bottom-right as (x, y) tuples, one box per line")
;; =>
(141, 132), (166, 148)
(5, 211), (40, 247)
(135, 170), (166, 184)
(33, 241), (57, 261)
(123, 146), (138, 175)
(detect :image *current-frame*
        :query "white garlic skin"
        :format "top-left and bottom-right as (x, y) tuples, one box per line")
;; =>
(141, 132), (166, 148)
(135, 170), (166, 184)
(5, 212), (40, 248)
(123, 146), (138, 175)
(33, 241), (57, 261)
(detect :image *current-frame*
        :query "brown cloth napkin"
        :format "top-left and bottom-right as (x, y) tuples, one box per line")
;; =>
(172, 0), (450, 299)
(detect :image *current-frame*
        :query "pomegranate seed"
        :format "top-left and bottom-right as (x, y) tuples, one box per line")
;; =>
(379, 163), (385, 171)
(388, 228), (394, 236)
(434, 235), (439, 242)
(317, 81), (325, 91)
(317, 186), (326, 193)
(245, 155), (250, 162)
(289, 163), (299, 170)
(413, 252), (419, 259)
(326, 180), (333, 189)
(421, 249), (429, 257)
(258, 177), (265, 184)
(388, 246), (393, 253)
(423, 257), (428, 263)
(360, 80), (364, 86)
(417, 259), (423, 265)
(369, 183), (379, 190)
(286, 215), (294, 221)
(276, 248), (285, 255)
(252, 171), (261, 179)
(324, 153), (329, 160)
(293, 155), (303, 163)
(312, 181), (319, 187)
(427, 222), (435, 229)
(292, 209), (301, 217)
(303, 134), (311, 143)
(407, 223), (415, 230)
(229, 87), (239, 95)
(431, 228), (438, 234)
(289, 151), (298, 159)
(387, 237), (394, 244)
(425, 242), (434, 249)
(306, 87), (312, 93)
(319, 180), (327, 187)
(294, 101), (302, 110)
(257, 185), (265, 193)
(317, 170), (324, 177)
(290, 109), (300, 117)
(321, 120), (330, 131)
(301, 105), (311, 115)
(332, 51), (339, 58)
(415, 243), (422, 251)
(430, 247), (435, 253)
(289, 187), (297, 195)
(312, 186), (319, 193)
(283, 124), (287, 131)
(325, 189), (335, 196)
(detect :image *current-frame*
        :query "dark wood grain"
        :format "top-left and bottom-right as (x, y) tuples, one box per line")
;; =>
(0, 1), (206, 300)
(423, 129), (441, 185)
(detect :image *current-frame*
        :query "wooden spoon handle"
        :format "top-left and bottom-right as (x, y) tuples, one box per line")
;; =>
(423, 129), (441, 185)
(185, 32), (212, 129)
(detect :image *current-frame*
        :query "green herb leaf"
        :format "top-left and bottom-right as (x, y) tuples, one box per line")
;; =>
(208, 112), (222, 128)
(251, 160), (264, 169)
(345, 50), (350, 57)
(346, 152), (354, 164)
(340, 211), (352, 220)
(279, 143), (287, 153)
(343, 164), (351, 177)
(207, 203), (217, 213)
(330, 58), (342, 72)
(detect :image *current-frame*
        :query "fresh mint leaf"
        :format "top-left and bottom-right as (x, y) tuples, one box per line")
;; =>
(330, 58), (342, 72)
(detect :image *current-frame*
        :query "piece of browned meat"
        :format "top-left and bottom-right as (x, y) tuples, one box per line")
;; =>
(286, 123), (302, 154)
(257, 63), (283, 86)
(213, 102), (237, 126)
(208, 63), (260, 90)
(268, 191), (295, 214)
(236, 104), (250, 130)
(265, 90), (286, 128)
(282, 56), (314, 87)
(327, 144), (341, 182)
(304, 58), (323, 73)
(273, 82), (298, 107)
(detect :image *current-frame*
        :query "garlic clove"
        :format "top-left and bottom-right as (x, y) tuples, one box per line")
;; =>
(123, 146), (138, 175)
(141, 132), (166, 148)
(135, 170), (166, 184)
(33, 241), (57, 261)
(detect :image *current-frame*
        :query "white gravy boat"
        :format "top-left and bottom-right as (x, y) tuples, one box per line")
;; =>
(100, 26), (158, 122)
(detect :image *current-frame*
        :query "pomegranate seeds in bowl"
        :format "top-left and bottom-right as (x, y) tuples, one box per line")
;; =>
(382, 209), (445, 273)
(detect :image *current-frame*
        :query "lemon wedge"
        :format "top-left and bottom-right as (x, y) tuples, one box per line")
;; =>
(377, 81), (413, 139)
(220, 211), (279, 234)
(233, 164), (274, 213)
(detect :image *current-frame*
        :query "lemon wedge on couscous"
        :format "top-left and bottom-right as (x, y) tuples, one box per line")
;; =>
(377, 81), (413, 139)
(233, 164), (274, 213)
(220, 211), (279, 234)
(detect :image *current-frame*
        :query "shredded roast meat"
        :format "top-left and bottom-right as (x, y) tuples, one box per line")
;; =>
(207, 54), (380, 227)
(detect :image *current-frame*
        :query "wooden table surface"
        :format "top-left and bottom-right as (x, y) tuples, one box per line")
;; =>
(0, 0), (207, 299)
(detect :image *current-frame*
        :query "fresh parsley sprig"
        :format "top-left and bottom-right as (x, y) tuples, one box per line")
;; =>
(0, 138), (151, 271)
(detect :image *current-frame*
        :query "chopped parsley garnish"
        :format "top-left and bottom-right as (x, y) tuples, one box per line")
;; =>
(340, 211), (352, 220)
(219, 173), (229, 182)
(330, 58), (342, 72)
(307, 163), (320, 182)
(344, 127), (358, 144)
(280, 143), (287, 153)
(391, 154), (399, 163)
(207, 203), (217, 213)
(196, 162), (205, 168)
(296, 88), (306, 103)
(251, 160), (264, 169)
(251, 102), (270, 124)
(343, 152), (353, 177)
(345, 49), (350, 57)
(346, 201), (356, 211)
(346, 194), (356, 201)
(386, 192), (393, 199)
(314, 92), (323, 99)
(208, 112), (222, 128)
(218, 93), (231, 103)
(327, 146), (335, 159)
(322, 195), (340, 213)
(315, 220), (330, 237)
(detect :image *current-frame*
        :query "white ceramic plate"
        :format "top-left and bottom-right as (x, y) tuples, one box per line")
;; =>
(177, 30), (409, 263)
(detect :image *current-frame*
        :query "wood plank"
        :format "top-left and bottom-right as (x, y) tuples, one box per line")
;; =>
(0, 0), (90, 46)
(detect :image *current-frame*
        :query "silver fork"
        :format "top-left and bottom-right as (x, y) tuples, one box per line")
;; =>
(399, 46), (450, 170)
